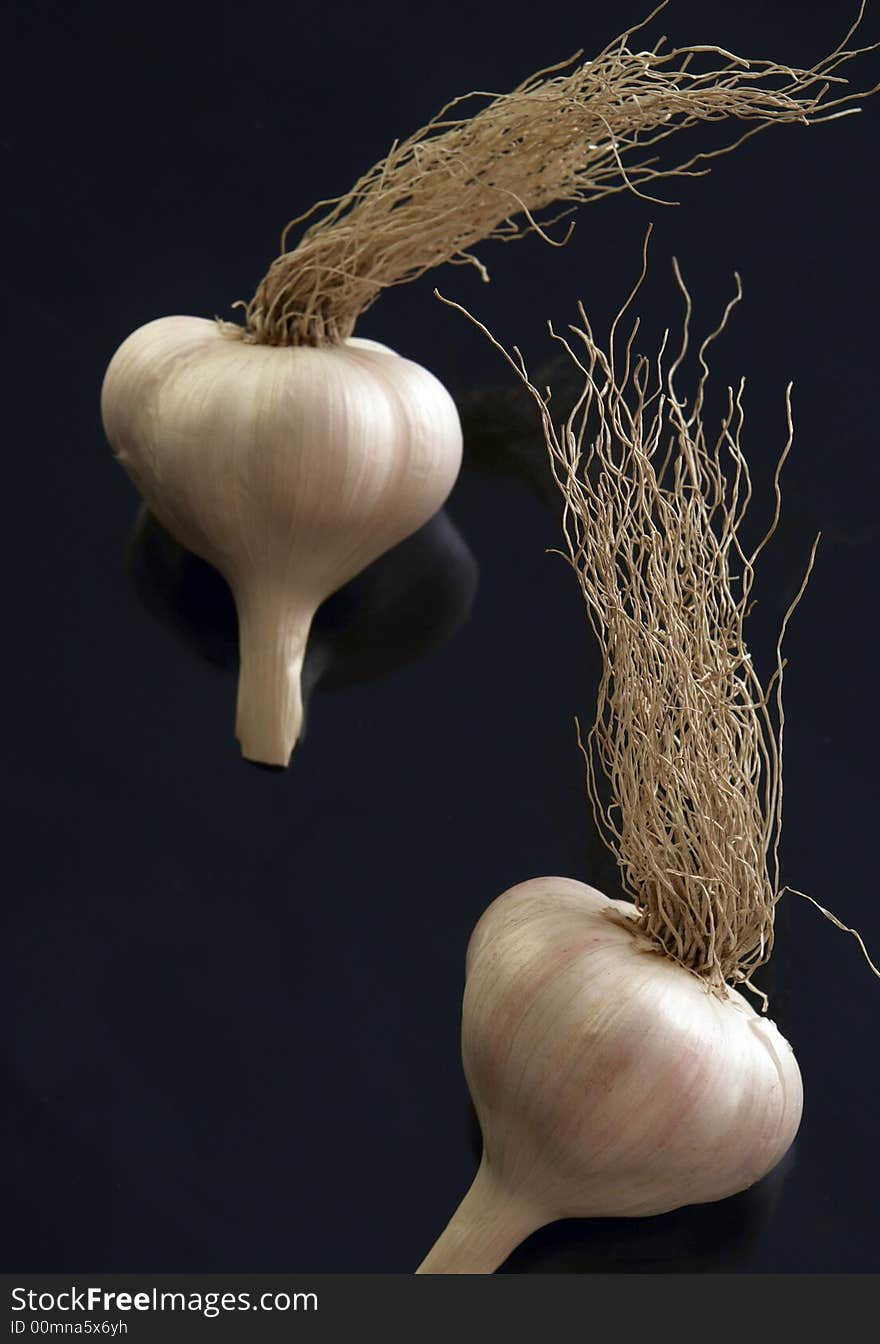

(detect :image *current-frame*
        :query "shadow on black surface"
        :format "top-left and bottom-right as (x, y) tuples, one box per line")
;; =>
(456, 358), (574, 512)
(126, 503), (479, 740)
(500, 1149), (794, 1273)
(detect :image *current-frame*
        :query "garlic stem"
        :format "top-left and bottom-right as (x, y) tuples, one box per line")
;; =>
(234, 585), (311, 765)
(416, 1158), (541, 1275)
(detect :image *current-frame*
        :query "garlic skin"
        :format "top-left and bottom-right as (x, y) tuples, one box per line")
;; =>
(418, 877), (802, 1273)
(101, 316), (462, 765)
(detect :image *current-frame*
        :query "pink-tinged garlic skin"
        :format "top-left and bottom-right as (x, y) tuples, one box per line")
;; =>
(463, 876), (803, 1223)
(101, 317), (462, 764)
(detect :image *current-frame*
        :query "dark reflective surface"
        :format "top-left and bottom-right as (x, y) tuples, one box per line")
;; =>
(6, 0), (880, 1274)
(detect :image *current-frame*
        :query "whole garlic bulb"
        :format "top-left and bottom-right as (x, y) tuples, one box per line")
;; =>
(102, 317), (462, 765)
(418, 877), (802, 1273)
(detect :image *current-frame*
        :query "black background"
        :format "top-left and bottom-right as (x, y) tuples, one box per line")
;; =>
(4, 0), (879, 1273)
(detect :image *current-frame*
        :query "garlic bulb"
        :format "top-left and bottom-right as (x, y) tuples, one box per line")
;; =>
(102, 317), (462, 765)
(417, 877), (802, 1274)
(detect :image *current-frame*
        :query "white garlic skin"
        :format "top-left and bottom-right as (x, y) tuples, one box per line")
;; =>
(101, 316), (462, 764)
(463, 877), (803, 1224)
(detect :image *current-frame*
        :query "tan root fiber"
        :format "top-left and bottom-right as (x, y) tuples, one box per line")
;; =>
(241, 3), (875, 348)
(443, 234), (815, 993)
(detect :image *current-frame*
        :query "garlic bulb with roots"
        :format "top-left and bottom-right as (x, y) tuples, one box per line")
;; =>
(418, 242), (873, 1274)
(417, 878), (802, 1275)
(102, 9), (872, 763)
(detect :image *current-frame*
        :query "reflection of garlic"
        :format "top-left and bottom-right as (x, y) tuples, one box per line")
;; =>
(102, 318), (461, 765)
(418, 879), (803, 1274)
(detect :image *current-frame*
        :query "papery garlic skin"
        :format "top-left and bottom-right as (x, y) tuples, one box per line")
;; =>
(467, 877), (803, 1217)
(101, 317), (462, 765)
(419, 876), (802, 1273)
